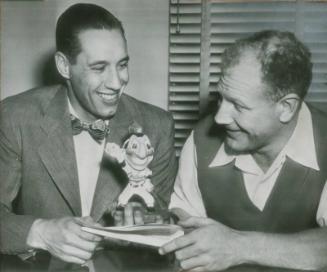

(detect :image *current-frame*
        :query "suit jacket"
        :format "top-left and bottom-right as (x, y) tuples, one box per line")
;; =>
(0, 85), (177, 265)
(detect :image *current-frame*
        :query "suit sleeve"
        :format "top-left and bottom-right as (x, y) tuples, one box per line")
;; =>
(150, 113), (178, 210)
(0, 101), (36, 254)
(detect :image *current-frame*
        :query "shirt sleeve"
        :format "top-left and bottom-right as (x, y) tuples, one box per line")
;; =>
(169, 131), (207, 217)
(316, 180), (327, 227)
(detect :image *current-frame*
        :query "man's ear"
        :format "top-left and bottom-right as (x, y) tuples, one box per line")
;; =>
(54, 52), (71, 80)
(277, 93), (301, 123)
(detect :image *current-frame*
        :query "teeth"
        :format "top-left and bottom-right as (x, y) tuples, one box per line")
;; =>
(98, 93), (116, 100)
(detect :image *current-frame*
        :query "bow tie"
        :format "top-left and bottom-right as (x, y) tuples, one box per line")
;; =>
(70, 115), (109, 142)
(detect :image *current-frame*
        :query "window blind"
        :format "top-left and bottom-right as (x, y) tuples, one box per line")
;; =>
(169, 0), (327, 155)
(169, 0), (202, 155)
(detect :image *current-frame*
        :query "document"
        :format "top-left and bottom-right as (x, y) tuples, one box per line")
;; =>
(82, 223), (184, 247)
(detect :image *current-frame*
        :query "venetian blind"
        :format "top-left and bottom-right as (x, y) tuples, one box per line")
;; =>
(169, 0), (327, 155)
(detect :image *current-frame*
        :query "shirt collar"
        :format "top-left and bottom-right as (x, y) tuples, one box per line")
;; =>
(283, 103), (319, 170)
(209, 103), (320, 171)
(67, 98), (78, 117)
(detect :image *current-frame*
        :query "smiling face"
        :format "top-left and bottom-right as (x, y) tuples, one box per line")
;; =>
(215, 51), (283, 155)
(66, 29), (129, 121)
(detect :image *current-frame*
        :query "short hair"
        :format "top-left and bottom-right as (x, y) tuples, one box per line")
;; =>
(56, 3), (125, 63)
(221, 30), (312, 101)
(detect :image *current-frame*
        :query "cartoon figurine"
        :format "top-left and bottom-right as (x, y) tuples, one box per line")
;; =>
(105, 123), (155, 208)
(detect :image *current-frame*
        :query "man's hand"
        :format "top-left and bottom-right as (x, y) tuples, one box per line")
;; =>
(113, 202), (145, 226)
(27, 216), (102, 264)
(113, 202), (164, 226)
(159, 217), (243, 272)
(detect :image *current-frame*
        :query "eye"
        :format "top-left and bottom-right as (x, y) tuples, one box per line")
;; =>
(118, 61), (128, 70)
(234, 103), (243, 112)
(146, 143), (151, 149)
(91, 65), (105, 73)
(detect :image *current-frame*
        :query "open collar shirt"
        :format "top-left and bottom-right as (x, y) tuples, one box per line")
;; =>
(170, 104), (327, 227)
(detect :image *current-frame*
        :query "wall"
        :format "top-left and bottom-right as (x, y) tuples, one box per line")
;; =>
(0, 0), (169, 110)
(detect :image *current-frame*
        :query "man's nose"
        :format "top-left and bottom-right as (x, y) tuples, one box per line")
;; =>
(104, 67), (122, 91)
(215, 100), (233, 125)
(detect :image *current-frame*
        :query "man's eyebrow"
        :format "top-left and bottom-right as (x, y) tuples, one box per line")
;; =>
(216, 77), (251, 108)
(216, 76), (228, 92)
(89, 60), (107, 66)
(88, 56), (130, 66)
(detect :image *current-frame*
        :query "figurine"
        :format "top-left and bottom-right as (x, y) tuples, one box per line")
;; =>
(105, 124), (155, 208)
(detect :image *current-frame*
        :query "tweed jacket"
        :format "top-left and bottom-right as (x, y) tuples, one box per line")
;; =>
(0, 84), (177, 256)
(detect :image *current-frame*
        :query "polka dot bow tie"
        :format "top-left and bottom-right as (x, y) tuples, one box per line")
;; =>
(70, 115), (109, 142)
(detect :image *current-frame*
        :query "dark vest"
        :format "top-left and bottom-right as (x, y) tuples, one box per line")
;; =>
(194, 104), (327, 233)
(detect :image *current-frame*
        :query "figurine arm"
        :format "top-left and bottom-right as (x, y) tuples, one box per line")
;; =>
(105, 143), (125, 164)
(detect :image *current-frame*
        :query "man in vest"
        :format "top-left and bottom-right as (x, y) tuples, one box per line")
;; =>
(160, 30), (327, 271)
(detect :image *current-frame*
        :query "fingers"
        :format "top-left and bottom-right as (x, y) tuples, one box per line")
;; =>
(59, 244), (95, 262)
(178, 217), (213, 229)
(123, 203), (135, 225)
(133, 209), (144, 225)
(77, 231), (102, 243)
(124, 202), (144, 225)
(72, 218), (102, 243)
(175, 244), (203, 261)
(159, 233), (194, 255)
(72, 232), (101, 250)
(179, 255), (207, 271)
(112, 202), (166, 226)
(77, 216), (102, 228)
(113, 202), (145, 226)
(170, 208), (191, 221)
(60, 255), (87, 265)
(155, 214), (164, 224)
(37, 217), (101, 265)
(114, 210), (124, 226)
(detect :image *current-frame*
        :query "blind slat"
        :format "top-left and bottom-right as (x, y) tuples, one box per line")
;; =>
(170, 64), (200, 73)
(170, 45), (201, 54)
(169, 104), (199, 111)
(170, 85), (199, 93)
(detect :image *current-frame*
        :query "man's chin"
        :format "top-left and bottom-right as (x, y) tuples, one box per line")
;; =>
(224, 138), (250, 155)
(95, 107), (118, 120)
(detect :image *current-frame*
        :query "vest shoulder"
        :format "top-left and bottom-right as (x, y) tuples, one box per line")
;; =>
(307, 103), (327, 176)
(307, 103), (327, 124)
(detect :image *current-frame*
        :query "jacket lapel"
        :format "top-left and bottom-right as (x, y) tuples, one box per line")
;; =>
(91, 97), (133, 221)
(38, 86), (81, 216)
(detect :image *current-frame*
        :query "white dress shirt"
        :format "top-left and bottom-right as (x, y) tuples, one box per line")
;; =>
(68, 101), (106, 216)
(170, 104), (327, 227)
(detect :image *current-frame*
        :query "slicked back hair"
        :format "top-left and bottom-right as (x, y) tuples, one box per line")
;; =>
(56, 3), (125, 63)
(221, 30), (312, 101)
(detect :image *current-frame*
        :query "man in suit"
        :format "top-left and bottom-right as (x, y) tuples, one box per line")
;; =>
(160, 31), (327, 271)
(0, 3), (177, 270)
